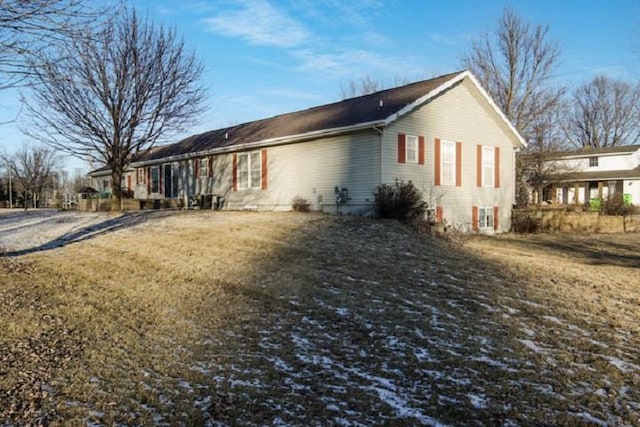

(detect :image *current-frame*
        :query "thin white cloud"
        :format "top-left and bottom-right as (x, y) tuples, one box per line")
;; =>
(203, 0), (309, 48)
(427, 32), (468, 47)
(293, 48), (425, 80)
(260, 87), (323, 101)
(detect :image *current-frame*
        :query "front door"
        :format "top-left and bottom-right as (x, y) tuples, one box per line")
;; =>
(164, 164), (173, 198)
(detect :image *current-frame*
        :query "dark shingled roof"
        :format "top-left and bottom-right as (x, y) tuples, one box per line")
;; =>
(136, 71), (465, 163)
(554, 166), (640, 182)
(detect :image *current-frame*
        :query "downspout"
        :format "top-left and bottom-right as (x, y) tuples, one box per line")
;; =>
(373, 125), (384, 187)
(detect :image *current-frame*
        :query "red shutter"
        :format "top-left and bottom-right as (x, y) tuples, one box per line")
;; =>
(397, 133), (406, 164)
(418, 136), (425, 165)
(195, 158), (200, 179)
(146, 167), (151, 194)
(455, 142), (462, 187)
(232, 153), (238, 191)
(494, 206), (499, 230)
(436, 206), (444, 223)
(472, 206), (479, 232)
(127, 174), (131, 190)
(495, 147), (500, 188)
(135, 169), (139, 185)
(434, 138), (441, 186)
(476, 144), (482, 187)
(261, 149), (268, 190)
(209, 156), (213, 178)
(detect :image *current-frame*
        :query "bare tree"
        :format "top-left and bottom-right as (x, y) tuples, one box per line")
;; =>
(563, 75), (640, 149)
(461, 8), (563, 141)
(339, 75), (414, 99)
(340, 75), (383, 99)
(1, 145), (60, 210)
(0, 0), (107, 90)
(24, 8), (206, 210)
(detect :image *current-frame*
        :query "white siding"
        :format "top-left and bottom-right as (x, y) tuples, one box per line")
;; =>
(207, 130), (381, 214)
(382, 78), (519, 232)
(550, 152), (638, 173)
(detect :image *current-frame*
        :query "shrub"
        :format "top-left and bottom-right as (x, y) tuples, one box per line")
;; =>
(291, 196), (311, 212)
(373, 180), (427, 222)
(511, 210), (542, 233)
(602, 193), (634, 216)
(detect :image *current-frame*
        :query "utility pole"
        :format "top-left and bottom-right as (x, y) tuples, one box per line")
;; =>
(7, 163), (11, 209)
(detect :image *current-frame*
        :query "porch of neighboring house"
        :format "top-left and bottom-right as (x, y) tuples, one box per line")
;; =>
(543, 179), (631, 208)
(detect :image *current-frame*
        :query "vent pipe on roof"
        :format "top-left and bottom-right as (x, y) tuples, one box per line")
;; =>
(379, 100), (383, 108)
(224, 132), (229, 140)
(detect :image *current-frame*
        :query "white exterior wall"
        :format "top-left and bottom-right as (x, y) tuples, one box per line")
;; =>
(381, 78), (519, 233)
(551, 150), (640, 173)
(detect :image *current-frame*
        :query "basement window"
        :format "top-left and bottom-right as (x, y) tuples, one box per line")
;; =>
(478, 207), (494, 229)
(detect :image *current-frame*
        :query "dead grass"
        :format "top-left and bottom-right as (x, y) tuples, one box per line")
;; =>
(0, 211), (638, 425)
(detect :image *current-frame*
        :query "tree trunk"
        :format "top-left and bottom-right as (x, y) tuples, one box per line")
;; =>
(111, 167), (123, 211)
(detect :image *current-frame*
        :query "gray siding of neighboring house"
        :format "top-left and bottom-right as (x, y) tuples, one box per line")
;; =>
(382, 78), (518, 233)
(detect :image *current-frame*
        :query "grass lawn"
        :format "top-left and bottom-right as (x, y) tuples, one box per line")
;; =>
(0, 211), (638, 425)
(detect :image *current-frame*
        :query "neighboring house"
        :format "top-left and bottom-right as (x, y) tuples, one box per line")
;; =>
(88, 70), (526, 233)
(539, 145), (640, 206)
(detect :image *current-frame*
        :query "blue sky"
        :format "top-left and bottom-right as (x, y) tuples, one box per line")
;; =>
(1, 0), (639, 172)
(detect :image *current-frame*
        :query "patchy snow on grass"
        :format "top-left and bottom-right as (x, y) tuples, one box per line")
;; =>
(467, 393), (488, 409)
(517, 339), (545, 354)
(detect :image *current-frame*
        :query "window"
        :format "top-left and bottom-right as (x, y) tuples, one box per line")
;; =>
(589, 156), (598, 167)
(482, 146), (495, 187)
(441, 140), (456, 185)
(137, 168), (145, 184)
(406, 135), (418, 163)
(199, 158), (209, 179)
(479, 207), (494, 229)
(237, 151), (261, 189)
(150, 166), (160, 193)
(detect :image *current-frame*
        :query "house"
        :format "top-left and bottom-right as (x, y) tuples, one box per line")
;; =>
(538, 145), (640, 206)
(88, 70), (526, 233)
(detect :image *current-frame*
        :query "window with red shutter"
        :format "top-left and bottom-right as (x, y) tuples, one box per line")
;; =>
(397, 133), (406, 164)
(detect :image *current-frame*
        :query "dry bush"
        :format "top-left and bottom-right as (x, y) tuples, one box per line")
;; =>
(291, 196), (311, 212)
(373, 180), (427, 222)
(511, 209), (542, 233)
(602, 193), (634, 216)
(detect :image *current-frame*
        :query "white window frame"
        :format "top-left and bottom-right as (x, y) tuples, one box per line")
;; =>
(482, 146), (495, 187)
(199, 158), (209, 179)
(479, 207), (494, 229)
(237, 151), (262, 190)
(589, 156), (598, 167)
(441, 140), (456, 186)
(137, 168), (145, 184)
(406, 135), (418, 163)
